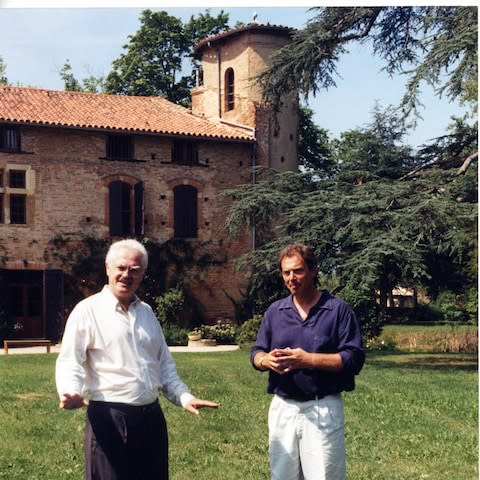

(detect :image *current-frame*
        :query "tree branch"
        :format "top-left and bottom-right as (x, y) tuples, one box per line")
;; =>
(456, 151), (478, 176)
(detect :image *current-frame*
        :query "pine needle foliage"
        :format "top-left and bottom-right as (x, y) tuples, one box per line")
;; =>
(258, 6), (478, 120)
(224, 108), (477, 340)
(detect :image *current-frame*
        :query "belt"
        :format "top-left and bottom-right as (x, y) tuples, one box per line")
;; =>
(281, 393), (327, 402)
(89, 400), (160, 414)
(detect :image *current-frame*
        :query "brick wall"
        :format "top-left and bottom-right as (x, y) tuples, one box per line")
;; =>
(0, 124), (255, 322)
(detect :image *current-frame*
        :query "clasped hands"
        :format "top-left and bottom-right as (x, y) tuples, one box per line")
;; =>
(263, 347), (311, 374)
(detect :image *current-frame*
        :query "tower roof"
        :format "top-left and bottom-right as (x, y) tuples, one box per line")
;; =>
(194, 22), (295, 55)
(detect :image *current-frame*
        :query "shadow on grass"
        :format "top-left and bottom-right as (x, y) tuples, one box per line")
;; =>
(366, 351), (478, 371)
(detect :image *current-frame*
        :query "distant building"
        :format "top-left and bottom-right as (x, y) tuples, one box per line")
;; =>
(0, 23), (298, 341)
(376, 287), (418, 309)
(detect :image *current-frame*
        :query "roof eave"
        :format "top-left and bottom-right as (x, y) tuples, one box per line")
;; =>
(0, 119), (255, 143)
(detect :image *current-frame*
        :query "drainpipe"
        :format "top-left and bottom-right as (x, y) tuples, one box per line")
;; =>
(217, 47), (222, 118)
(221, 122), (258, 316)
(221, 120), (258, 314)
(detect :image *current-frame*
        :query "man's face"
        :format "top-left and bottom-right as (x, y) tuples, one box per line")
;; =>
(281, 253), (317, 297)
(106, 248), (145, 304)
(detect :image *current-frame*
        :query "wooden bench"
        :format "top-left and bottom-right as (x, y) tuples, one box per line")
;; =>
(3, 339), (52, 354)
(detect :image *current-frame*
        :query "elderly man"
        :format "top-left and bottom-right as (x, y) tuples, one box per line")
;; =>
(251, 243), (365, 480)
(56, 239), (218, 480)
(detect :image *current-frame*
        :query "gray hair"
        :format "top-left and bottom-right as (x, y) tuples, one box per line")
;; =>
(105, 239), (148, 269)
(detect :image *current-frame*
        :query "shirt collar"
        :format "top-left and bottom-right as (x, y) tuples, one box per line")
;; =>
(101, 285), (141, 311)
(278, 289), (333, 311)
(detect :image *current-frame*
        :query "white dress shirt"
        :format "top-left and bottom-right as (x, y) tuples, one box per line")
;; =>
(55, 286), (194, 407)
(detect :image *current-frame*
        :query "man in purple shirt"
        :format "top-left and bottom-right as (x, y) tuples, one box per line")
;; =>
(251, 243), (365, 480)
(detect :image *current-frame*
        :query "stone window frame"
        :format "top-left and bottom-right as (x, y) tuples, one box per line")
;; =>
(0, 165), (33, 226)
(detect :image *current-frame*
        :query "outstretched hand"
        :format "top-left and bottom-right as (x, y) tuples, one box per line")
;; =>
(184, 398), (219, 416)
(59, 392), (89, 410)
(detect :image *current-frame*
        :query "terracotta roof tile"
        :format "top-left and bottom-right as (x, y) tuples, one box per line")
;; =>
(0, 86), (255, 142)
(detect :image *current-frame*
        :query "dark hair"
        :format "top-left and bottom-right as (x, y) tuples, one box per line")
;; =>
(277, 243), (317, 272)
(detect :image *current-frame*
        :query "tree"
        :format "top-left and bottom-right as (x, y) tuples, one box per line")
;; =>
(103, 9), (229, 105)
(224, 6), (477, 337)
(224, 106), (477, 339)
(60, 60), (104, 93)
(60, 61), (82, 92)
(0, 55), (8, 85)
(258, 6), (478, 122)
(298, 105), (336, 176)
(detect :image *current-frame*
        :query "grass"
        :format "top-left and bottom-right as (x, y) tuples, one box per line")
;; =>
(0, 349), (477, 480)
(378, 324), (478, 353)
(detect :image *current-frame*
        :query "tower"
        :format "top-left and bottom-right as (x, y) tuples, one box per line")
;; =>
(192, 23), (298, 172)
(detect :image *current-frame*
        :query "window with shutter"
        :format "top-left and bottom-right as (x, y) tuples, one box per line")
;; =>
(173, 184), (198, 238)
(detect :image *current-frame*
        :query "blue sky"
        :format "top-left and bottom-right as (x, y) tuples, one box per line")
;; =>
(0, 3), (473, 148)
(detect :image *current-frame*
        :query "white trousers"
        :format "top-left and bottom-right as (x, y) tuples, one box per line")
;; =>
(268, 394), (346, 480)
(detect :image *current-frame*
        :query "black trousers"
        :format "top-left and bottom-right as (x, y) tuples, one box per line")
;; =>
(85, 400), (168, 480)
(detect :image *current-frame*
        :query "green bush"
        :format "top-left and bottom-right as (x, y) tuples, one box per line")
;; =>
(235, 315), (262, 348)
(431, 290), (469, 323)
(154, 285), (185, 325)
(199, 320), (237, 344)
(162, 323), (189, 346)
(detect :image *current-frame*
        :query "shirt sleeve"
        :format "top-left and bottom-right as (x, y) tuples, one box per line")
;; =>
(156, 325), (194, 407)
(55, 303), (90, 397)
(336, 302), (365, 375)
(250, 309), (272, 369)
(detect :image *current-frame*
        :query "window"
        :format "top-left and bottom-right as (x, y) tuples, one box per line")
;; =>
(9, 170), (26, 188)
(10, 194), (26, 224)
(225, 68), (235, 111)
(172, 141), (199, 166)
(174, 184), (197, 238)
(106, 135), (134, 161)
(109, 180), (144, 236)
(0, 125), (21, 152)
(0, 167), (30, 225)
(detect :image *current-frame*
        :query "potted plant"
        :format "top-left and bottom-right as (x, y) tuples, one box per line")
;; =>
(187, 328), (202, 342)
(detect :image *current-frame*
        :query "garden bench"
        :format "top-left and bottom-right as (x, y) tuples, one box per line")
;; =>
(3, 339), (52, 354)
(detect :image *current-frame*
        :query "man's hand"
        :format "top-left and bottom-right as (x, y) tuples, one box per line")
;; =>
(59, 392), (88, 410)
(271, 347), (311, 373)
(184, 398), (219, 416)
(272, 347), (344, 373)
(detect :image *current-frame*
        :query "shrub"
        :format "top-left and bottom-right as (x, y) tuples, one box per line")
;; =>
(162, 323), (189, 346)
(431, 290), (471, 323)
(235, 315), (262, 348)
(154, 285), (185, 325)
(199, 321), (237, 344)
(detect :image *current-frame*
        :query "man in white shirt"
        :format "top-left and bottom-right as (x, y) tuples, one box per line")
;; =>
(56, 239), (218, 480)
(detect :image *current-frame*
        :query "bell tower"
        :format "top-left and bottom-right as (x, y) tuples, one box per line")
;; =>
(192, 23), (298, 172)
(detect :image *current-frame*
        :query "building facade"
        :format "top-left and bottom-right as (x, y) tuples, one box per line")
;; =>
(0, 23), (298, 341)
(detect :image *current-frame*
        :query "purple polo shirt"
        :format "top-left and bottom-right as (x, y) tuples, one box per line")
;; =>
(250, 290), (365, 399)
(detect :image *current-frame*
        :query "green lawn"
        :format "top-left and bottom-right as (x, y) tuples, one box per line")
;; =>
(0, 350), (477, 479)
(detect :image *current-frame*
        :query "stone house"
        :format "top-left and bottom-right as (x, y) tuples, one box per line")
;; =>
(0, 23), (298, 341)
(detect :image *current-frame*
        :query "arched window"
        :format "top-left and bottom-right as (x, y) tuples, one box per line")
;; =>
(109, 180), (144, 236)
(173, 184), (197, 238)
(225, 68), (235, 111)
